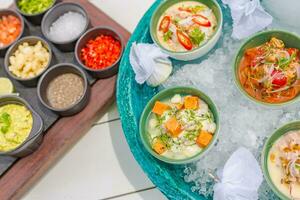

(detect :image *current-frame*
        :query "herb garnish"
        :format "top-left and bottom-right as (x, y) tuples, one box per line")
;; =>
(163, 30), (173, 42)
(189, 28), (205, 46)
(190, 5), (206, 14)
(0, 112), (11, 134)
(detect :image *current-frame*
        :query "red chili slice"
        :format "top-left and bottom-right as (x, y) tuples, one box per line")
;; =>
(159, 16), (171, 33)
(287, 48), (297, 56)
(271, 69), (287, 89)
(176, 30), (192, 50)
(178, 7), (192, 12)
(192, 14), (211, 27)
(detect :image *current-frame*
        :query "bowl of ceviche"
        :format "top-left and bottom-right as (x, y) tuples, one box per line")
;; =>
(261, 121), (300, 200)
(150, 0), (223, 61)
(139, 86), (219, 164)
(233, 30), (300, 107)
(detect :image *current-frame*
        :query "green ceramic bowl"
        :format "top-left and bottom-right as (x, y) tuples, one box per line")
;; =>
(261, 121), (300, 200)
(139, 86), (220, 164)
(233, 30), (300, 107)
(150, 0), (223, 61)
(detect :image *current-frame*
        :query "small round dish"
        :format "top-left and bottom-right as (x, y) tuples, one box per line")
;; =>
(41, 2), (89, 52)
(0, 95), (44, 157)
(139, 86), (220, 164)
(0, 9), (25, 57)
(15, 0), (56, 25)
(75, 26), (124, 78)
(37, 63), (90, 116)
(261, 121), (300, 200)
(150, 0), (223, 61)
(4, 36), (52, 87)
(233, 30), (300, 107)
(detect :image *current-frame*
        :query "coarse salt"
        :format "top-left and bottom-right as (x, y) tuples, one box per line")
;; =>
(48, 11), (86, 43)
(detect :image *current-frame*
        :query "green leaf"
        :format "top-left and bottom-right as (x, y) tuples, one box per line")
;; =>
(1, 126), (9, 134)
(163, 30), (173, 42)
(278, 52), (296, 69)
(159, 134), (172, 148)
(190, 5), (206, 14)
(0, 112), (11, 134)
(189, 28), (205, 46)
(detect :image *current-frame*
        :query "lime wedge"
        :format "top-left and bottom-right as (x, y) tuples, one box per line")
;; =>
(0, 78), (14, 95)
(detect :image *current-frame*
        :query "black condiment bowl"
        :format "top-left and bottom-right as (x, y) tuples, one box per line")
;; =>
(75, 26), (124, 78)
(4, 36), (53, 87)
(0, 95), (44, 157)
(37, 63), (90, 116)
(15, 0), (56, 25)
(0, 9), (25, 57)
(41, 2), (89, 52)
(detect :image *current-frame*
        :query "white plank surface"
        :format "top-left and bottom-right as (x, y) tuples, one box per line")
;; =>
(111, 188), (167, 200)
(22, 120), (157, 200)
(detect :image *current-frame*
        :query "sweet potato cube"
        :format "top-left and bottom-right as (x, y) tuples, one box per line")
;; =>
(152, 139), (167, 155)
(165, 117), (182, 137)
(152, 101), (170, 115)
(184, 96), (199, 110)
(196, 130), (213, 148)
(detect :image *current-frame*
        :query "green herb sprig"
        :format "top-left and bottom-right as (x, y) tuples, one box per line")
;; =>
(0, 112), (11, 134)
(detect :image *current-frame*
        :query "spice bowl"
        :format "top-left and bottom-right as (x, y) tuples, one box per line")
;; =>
(4, 36), (53, 87)
(41, 2), (89, 52)
(0, 95), (44, 157)
(75, 26), (124, 78)
(15, 0), (56, 25)
(0, 9), (25, 57)
(37, 63), (90, 116)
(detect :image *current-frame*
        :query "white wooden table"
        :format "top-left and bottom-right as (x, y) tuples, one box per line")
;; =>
(1, 0), (167, 199)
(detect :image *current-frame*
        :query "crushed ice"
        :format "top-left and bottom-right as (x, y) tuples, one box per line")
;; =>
(161, 15), (300, 199)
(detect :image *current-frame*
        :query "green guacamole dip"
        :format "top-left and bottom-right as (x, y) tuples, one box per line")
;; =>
(0, 104), (33, 152)
(18, 0), (54, 15)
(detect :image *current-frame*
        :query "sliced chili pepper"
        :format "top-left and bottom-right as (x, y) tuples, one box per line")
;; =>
(176, 30), (192, 50)
(178, 7), (192, 13)
(192, 14), (211, 27)
(287, 48), (297, 56)
(159, 16), (171, 33)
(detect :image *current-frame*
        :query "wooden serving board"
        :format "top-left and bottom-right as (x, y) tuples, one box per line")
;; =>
(0, 1), (130, 199)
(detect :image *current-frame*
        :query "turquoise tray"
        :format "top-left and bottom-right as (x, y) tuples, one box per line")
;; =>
(117, 1), (231, 199)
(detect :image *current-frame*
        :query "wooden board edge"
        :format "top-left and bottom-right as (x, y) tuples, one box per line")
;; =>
(0, 76), (116, 200)
(0, 0), (131, 199)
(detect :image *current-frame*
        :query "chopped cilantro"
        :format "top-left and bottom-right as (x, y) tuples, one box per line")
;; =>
(0, 112), (11, 134)
(189, 28), (205, 46)
(190, 5), (206, 14)
(278, 52), (296, 69)
(159, 134), (172, 148)
(163, 30), (173, 42)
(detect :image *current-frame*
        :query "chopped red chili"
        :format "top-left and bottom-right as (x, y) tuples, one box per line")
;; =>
(80, 35), (121, 70)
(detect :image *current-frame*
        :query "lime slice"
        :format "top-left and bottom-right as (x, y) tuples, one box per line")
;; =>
(0, 78), (14, 95)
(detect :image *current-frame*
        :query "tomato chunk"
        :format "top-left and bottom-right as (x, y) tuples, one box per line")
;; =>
(176, 30), (193, 50)
(271, 69), (287, 89)
(159, 16), (171, 33)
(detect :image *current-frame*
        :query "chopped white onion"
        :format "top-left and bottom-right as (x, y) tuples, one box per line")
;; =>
(295, 63), (300, 79)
